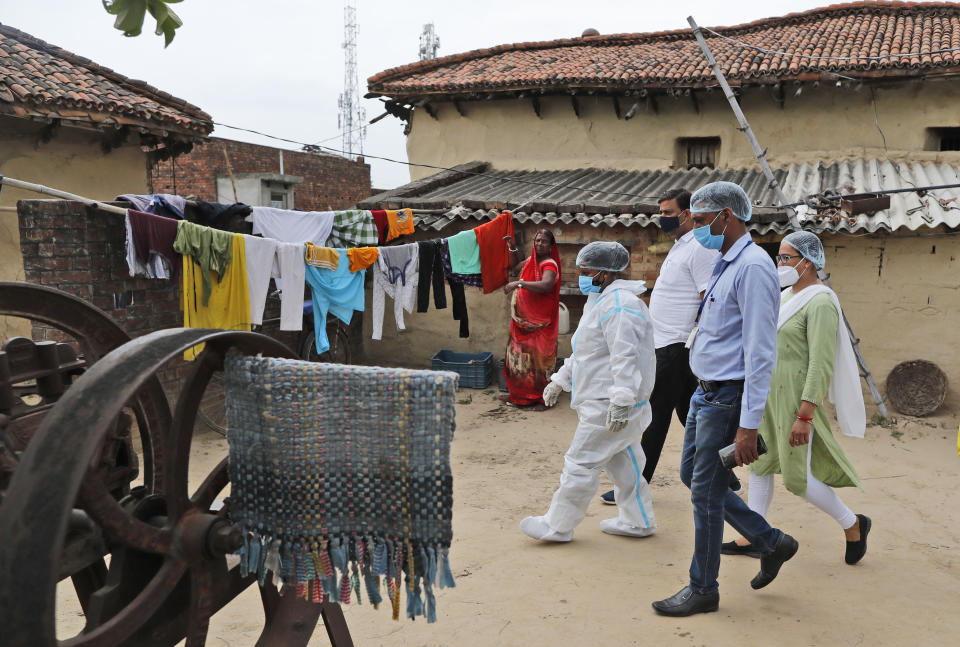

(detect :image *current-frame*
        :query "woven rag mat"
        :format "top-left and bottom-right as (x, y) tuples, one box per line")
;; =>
(224, 354), (459, 622)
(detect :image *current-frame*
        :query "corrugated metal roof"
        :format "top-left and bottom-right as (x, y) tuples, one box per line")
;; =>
(385, 159), (960, 234)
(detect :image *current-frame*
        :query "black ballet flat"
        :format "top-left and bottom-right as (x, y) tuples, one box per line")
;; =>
(721, 540), (762, 558)
(845, 514), (872, 565)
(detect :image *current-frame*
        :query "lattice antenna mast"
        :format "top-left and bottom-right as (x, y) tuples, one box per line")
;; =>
(419, 23), (440, 60)
(338, 0), (366, 158)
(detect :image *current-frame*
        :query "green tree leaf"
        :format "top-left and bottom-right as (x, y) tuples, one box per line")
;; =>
(103, 0), (184, 47)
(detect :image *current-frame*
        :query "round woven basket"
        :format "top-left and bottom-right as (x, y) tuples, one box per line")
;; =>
(885, 360), (948, 416)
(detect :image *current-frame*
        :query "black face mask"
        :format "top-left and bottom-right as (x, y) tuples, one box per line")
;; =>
(658, 211), (686, 233)
(658, 215), (680, 233)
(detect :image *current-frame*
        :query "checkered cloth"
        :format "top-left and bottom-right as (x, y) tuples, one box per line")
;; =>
(225, 354), (458, 622)
(325, 209), (379, 248)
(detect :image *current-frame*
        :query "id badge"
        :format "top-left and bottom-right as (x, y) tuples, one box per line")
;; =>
(685, 325), (699, 349)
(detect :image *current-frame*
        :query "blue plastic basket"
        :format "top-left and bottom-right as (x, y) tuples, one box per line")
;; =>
(431, 350), (494, 389)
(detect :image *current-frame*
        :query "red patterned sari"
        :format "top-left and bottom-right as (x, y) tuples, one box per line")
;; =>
(504, 242), (561, 405)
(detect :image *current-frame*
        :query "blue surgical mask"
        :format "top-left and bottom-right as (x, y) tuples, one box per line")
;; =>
(578, 273), (602, 295)
(692, 212), (727, 250)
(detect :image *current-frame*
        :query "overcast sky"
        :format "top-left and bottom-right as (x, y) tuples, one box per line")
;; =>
(5, 1), (834, 189)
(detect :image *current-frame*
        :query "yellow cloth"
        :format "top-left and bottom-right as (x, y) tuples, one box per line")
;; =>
(385, 208), (415, 242)
(181, 233), (251, 360)
(305, 243), (339, 270)
(347, 246), (379, 272)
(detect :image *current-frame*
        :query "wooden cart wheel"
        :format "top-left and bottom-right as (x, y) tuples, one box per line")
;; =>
(0, 328), (296, 647)
(0, 282), (169, 492)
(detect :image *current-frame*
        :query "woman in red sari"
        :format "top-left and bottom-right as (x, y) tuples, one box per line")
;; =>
(502, 229), (561, 408)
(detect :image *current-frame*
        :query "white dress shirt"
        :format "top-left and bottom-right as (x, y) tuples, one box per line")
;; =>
(649, 230), (719, 348)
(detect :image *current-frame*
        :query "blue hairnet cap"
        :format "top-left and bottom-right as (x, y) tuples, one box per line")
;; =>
(576, 241), (630, 271)
(782, 231), (825, 269)
(689, 181), (753, 222)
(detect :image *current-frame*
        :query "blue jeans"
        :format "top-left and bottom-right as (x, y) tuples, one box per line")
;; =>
(680, 384), (783, 594)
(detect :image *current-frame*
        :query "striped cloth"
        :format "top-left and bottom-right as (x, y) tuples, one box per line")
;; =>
(325, 209), (379, 248)
(225, 355), (458, 622)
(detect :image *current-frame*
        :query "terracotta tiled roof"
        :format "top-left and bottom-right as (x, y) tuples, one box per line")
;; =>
(0, 23), (211, 137)
(368, 2), (960, 97)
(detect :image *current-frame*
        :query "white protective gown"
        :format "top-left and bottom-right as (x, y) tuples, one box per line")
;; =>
(540, 279), (657, 537)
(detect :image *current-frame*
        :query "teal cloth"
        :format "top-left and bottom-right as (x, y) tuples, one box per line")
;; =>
(446, 230), (481, 274)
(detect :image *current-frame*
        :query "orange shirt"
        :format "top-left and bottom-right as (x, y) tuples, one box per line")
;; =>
(473, 211), (515, 294)
(347, 246), (379, 272)
(385, 208), (415, 242)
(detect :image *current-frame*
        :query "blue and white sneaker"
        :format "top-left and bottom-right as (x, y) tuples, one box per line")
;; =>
(600, 489), (616, 505)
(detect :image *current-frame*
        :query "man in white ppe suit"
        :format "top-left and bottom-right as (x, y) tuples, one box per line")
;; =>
(520, 241), (657, 542)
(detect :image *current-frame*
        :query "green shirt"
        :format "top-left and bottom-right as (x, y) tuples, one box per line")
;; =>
(173, 221), (233, 306)
(751, 291), (861, 495)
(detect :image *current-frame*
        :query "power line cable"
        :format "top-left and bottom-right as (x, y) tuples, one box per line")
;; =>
(209, 120), (673, 202)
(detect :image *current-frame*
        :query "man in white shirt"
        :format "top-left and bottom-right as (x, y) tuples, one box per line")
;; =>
(601, 189), (718, 502)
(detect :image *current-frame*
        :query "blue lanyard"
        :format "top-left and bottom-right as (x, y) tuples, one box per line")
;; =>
(695, 240), (752, 324)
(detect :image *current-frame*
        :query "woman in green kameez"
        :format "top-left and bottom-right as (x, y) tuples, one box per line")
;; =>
(723, 232), (872, 565)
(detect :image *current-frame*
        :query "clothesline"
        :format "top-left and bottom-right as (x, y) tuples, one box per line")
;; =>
(0, 175), (448, 217)
(1, 172), (523, 347)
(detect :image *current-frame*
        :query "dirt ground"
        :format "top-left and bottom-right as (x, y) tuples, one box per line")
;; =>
(57, 389), (959, 646)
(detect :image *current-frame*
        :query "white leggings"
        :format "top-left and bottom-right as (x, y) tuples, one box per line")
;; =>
(747, 434), (857, 530)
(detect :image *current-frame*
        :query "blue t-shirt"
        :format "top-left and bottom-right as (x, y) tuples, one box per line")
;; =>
(304, 248), (365, 354)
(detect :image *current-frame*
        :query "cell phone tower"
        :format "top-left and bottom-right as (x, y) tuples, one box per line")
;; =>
(419, 23), (440, 60)
(338, 0), (366, 159)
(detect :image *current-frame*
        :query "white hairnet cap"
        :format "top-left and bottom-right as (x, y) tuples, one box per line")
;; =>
(576, 241), (630, 271)
(782, 231), (825, 269)
(689, 181), (753, 222)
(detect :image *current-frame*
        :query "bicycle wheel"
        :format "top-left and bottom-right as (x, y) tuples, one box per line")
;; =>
(299, 321), (351, 365)
(195, 371), (227, 436)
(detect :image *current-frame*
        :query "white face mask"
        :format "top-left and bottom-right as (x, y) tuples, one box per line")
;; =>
(778, 265), (800, 288)
(778, 262), (810, 288)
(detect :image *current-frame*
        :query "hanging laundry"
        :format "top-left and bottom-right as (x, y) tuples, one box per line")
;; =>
(116, 193), (185, 220)
(173, 220), (233, 306)
(251, 207), (335, 245)
(181, 233), (250, 360)
(325, 210), (379, 248)
(385, 208), (415, 243)
(438, 238), (483, 288)
(243, 235), (279, 326)
(473, 211), (515, 294)
(123, 209), (180, 279)
(416, 240), (447, 313)
(371, 243), (419, 340)
(186, 201), (253, 229)
(125, 217), (165, 279)
(439, 239), (471, 338)
(371, 209), (389, 244)
(127, 210), (181, 280)
(272, 242), (308, 331)
(347, 246), (379, 272)
(245, 237), (309, 331)
(305, 242), (340, 270)
(446, 229), (482, 275)
(304, 248), (365, 354)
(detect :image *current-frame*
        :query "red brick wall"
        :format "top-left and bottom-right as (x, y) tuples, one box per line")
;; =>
(149, 137), (371, 210)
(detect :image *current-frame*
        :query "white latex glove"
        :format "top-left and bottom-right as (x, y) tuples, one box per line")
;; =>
(605, 402), (633, 432)
(542, 381), (564, 407)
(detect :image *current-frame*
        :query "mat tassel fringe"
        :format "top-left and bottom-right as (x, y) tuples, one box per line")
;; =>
(225, 355), (459, 622)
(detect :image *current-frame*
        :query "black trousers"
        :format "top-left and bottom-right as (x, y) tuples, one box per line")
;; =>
(640, 342), (699, 483)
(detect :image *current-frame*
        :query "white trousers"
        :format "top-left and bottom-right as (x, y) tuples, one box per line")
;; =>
(748, 434), (857, 530)
(543, 401), (656, 534)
